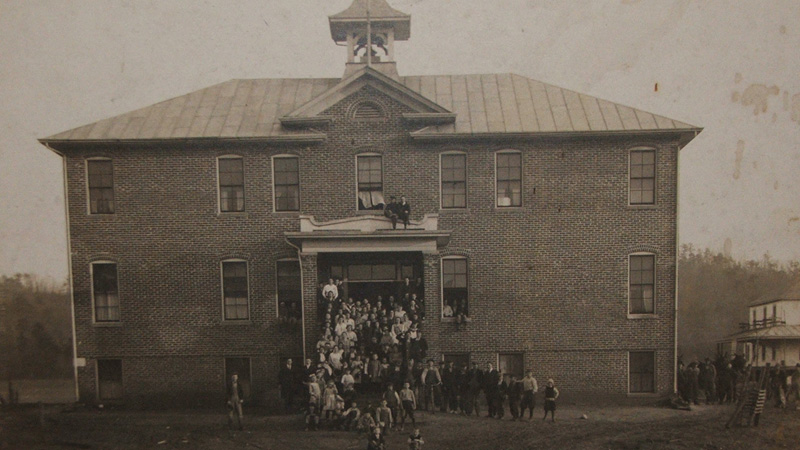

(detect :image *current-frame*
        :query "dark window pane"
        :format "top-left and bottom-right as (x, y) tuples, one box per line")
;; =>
(629, 352), (655, 393)
(219, 157), (245, 212)
(223, 261), (249, 320)
(97, 359), (123, 400)
(87, 160), (115, 214)
(630, 255), (655, 314)
(630, 150), (655, 205)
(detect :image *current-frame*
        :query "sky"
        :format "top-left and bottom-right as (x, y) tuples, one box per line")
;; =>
(1, 0), (798, 282)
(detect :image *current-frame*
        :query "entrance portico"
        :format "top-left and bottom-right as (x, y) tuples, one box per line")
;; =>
(285, 214), (450, 357)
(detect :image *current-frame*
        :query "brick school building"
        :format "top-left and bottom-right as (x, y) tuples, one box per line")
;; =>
(40, 0), (700, 406)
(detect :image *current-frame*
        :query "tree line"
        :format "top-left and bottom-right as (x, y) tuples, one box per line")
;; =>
(0, 274), (72, 379)
(678, 245), (800, 360)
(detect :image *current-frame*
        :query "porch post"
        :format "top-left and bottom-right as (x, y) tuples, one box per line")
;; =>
(300, 253), (319, 361)
(422, 252), (441, 362)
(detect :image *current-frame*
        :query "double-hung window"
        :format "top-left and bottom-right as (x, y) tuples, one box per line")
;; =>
(629, 254), (655, 315)
(273, 156), (300, 212)
(629, 148), (655, 205)
(87, 159), (115, 214)
(442, 257), (468, 317)
(357, 154), (384, 210)
(629, 351), (655, 393)
(92, 262), (120, 322)
(495, 151), (522, 207)
(441, 153), (467, 209)
(222, 260), (249, 320)
(218, 156), (245, 212)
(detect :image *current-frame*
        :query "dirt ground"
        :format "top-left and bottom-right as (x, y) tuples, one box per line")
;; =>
(1, 402), (799, 450)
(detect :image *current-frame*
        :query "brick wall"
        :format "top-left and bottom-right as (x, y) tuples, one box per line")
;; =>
(61, 82), (679, 404)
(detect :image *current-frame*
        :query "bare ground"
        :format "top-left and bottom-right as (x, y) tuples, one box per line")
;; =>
(1, 402), (799, 450)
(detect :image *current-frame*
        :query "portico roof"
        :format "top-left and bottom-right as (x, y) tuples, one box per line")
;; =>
(284, 213), (450, 254)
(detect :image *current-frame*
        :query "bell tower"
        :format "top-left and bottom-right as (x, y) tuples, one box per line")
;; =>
(329, 0), (410, 80)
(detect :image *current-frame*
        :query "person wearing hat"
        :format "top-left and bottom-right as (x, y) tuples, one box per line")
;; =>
(542, 378), (559, 422)
(398, 196), (411, 229)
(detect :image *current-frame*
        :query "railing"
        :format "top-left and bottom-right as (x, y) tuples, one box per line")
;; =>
(738, 317), (786, 331)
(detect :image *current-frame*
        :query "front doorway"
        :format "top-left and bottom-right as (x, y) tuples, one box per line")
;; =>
(318, 252), (424, 303)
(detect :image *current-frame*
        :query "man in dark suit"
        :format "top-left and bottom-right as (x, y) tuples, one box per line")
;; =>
(384, 196), (400, 229)
(279, 358), (295, 412)
(398, 196), (411, 229)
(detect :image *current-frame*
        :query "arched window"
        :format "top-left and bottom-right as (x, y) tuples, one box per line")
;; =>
(91, 261), (120, 322)
(351, 101), (385, 121)
(356, 153), (384, 210)
(628, 253), (656, 315)
(221, 259), (249, 321)
(441, 256), (468, 319)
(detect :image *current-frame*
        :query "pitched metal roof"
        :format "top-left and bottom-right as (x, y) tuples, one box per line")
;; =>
(330, 0), (410, 21)
(329, 0), (411, 41)
(42, 73), (700, 142)
(749, 282), (800, 307)
(729, 325), (800, 341)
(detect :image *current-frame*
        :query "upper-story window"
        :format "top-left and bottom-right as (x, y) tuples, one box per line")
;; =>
(629, 253), (655, 315)
(629, 148), (656, 205)
(273, 156), (300, 212)
(495, 151), (522, 207)
(357, 154), (384, 210)
(441, 153), (467, 209)
(442, 256), (469, 319)
(221, 260), (249, 321)
(218, 156), (245, 213)
(92, 262), (120, 322)
(87, 159), (115, 214)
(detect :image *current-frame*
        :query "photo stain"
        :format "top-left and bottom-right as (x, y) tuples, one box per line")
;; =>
(741, 84), (780, 115)
(734, 73), (743, 84)
(733, 140), (744, 180)
(774, 180), (780, 190)
(654, 82), (658, 92)
(792, 93), (800, 123)
(780, 25), (787, 34)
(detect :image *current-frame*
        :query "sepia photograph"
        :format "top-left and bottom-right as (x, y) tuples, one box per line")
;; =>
(1, 0), (798, 448)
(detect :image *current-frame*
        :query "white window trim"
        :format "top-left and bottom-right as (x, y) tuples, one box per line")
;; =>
(439, 151), (468, 210)
(628, 147), (657, 206)
(220, 259), (251, 322)
(627, 350), (657, 395)
(95, 358), (124, 402)
(90, 260), (121, 325)
(355, 153), (384, 212)
(217, 155), (245, 214)
(85, 157), (114, 215)
(271, 154), (301, 213)
(627, 252), (657, 318)
(275, 258), (301, 318)
(494, 150), (522, 208)
(440, 256), (468, 320)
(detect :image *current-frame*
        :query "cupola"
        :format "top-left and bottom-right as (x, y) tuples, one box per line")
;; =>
(329, 0), (410, 80)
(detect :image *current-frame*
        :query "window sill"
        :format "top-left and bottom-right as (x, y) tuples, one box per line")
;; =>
(217, 212), (248, 217)
(221, 320), (252, 326)
(627, 314), (658, 319)
(627, 204), (658, 209)
(273, 211), (301, 217)
(627, 392), (658, 397)
(441, 317), (472, 323)
(439, 208), (470, 214)
(494, 206), (524, 212)
(93, 322), (123, 327)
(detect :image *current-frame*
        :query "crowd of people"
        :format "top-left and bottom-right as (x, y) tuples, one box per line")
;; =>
(677, 355), (800, 409)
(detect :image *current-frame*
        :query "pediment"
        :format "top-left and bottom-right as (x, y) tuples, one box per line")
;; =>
(280, 67), (454, 127)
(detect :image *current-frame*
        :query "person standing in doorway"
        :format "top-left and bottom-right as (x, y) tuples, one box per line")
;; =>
(227, 372), (245, 430)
